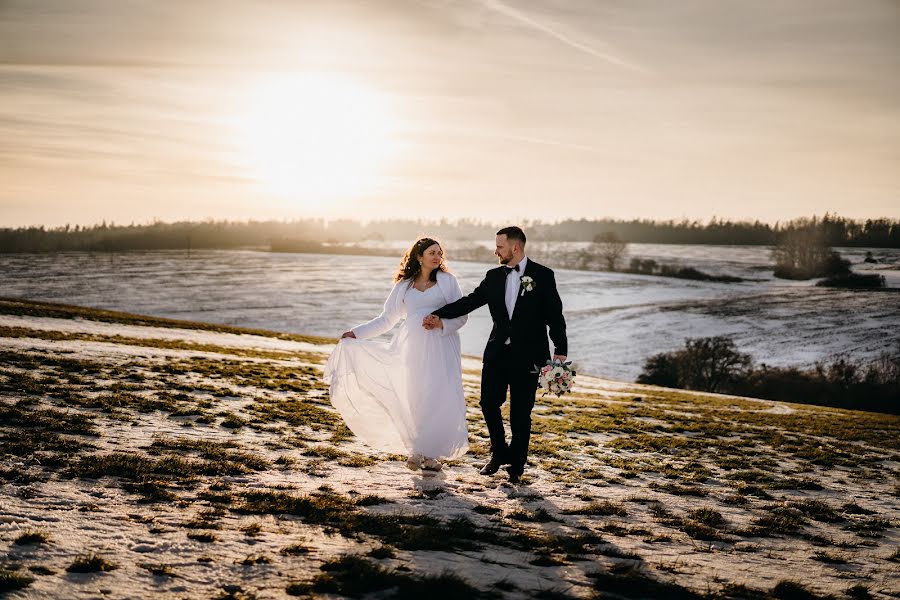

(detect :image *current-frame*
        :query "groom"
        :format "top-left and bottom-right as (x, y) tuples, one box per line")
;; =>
(423, 226), (567, 483)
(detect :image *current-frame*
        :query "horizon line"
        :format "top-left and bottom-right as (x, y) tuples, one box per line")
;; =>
(4, 212), (898, 231)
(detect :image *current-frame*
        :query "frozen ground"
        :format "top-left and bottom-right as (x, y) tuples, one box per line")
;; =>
(0, 246), (898, 381)
(0, 299), (898, 599)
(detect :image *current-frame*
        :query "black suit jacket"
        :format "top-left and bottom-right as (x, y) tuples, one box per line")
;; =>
(433, 259), (567, 367)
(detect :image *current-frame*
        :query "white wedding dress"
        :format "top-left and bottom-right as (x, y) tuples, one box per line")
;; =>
(324, 271), (469, 460)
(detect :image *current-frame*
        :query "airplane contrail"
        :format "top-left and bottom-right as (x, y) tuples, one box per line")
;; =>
(479, 0), (648, 74)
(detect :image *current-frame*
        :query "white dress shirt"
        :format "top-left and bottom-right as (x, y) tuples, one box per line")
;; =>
(504, 256), (527, 343)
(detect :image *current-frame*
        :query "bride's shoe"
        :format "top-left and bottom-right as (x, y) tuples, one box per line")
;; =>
(422, 457), (443, 472)
(406, 454), (424, 471)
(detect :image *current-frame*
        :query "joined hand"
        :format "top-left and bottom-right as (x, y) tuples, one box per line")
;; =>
(553, 354), (567, 363)
(422, 315), (443, 330)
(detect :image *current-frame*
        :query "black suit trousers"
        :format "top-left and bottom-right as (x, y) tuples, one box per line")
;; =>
(480, 344), (540, 475)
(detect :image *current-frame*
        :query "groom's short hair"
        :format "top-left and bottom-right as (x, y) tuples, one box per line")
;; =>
(497, 226), (526, 246)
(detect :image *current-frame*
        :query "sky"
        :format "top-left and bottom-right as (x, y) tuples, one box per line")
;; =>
(1, 0), (899, 227)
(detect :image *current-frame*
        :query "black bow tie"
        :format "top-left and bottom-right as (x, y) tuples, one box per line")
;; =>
(504, 264), (520, 275)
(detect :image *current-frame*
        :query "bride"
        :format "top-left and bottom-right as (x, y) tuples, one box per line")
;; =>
(324, 237), (469, 472)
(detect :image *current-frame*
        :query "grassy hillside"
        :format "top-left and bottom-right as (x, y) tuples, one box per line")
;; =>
(1, 299), (898, 599)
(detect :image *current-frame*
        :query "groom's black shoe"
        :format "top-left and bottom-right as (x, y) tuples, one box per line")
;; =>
(479, 455), (505, 476)
(506, 466), (523, 484)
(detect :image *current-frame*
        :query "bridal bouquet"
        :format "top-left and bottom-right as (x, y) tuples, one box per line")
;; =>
(536, 359), (577, 397)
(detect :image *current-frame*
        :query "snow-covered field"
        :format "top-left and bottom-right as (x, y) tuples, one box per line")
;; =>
(1, 299), (898, 599)
(1, 246), (898, 381)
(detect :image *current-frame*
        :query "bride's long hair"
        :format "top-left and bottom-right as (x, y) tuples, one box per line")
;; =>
(394, 237), (448, 283)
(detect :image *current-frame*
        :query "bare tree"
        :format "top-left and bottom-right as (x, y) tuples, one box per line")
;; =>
(772, 228), (849, 279)
(679, 336), (752, 393)
(592, 232), (628, 271)
(639, 336), (752, 393)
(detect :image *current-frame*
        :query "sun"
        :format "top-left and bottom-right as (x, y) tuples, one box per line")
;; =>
(232, 73), (398, 202)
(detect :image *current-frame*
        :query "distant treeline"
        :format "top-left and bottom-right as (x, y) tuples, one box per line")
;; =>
(2, 214), (899, 253)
